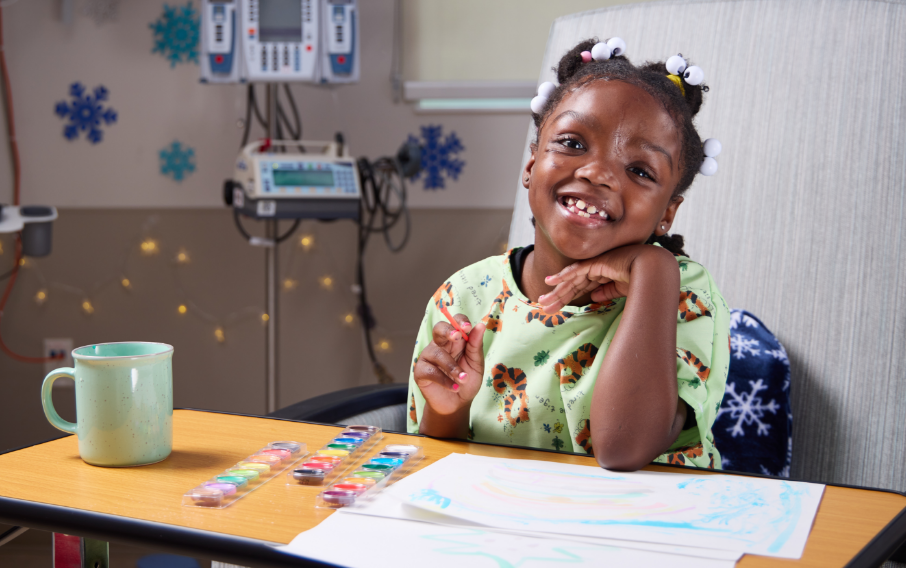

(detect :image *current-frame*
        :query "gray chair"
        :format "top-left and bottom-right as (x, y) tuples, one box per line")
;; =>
(268, 384), (408, 432)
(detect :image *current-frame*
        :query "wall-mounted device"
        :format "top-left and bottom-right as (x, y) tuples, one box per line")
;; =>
(0, 206), (58, 257)
(242, 0), (320, 82)
(200, 0), (357, 84)
(225, 140), (360, 220)
(319, 0), (359, 83)
(200, 0), (242, 83)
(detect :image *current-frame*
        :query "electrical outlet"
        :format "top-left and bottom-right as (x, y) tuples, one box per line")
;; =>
(44, 338), (74, 380)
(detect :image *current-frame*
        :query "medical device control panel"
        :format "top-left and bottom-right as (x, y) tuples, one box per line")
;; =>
(201, 0), (356, 83)
(243, 0), (319, 81)
(257, 159), (358, 198)
(229, 140), (361, 220)
(200, 0), (241, 83)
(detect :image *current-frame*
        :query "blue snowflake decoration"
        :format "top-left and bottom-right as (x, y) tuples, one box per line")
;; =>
(159, 141), (196, 181)
(54, 82), (117, 144)
(407, 125), (465, 190)
(150, 2), (199, 67)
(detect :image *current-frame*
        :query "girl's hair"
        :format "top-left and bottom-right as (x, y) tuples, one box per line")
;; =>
(532, 39), (709, 257)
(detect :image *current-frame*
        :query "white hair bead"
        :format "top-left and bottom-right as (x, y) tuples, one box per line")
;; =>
(606, 37), (626, 57)
(590, 42), (612, 61)
(703, 138), (722, 158)
(700, 156), (718, 176)
(666, 54), (687, 75)
(530, 96), (547, 114)
(537, 81), (556, 99)
(683, 66), (704, 85)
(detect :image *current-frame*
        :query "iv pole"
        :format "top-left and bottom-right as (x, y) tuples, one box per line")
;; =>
(264, 83), (279, 414)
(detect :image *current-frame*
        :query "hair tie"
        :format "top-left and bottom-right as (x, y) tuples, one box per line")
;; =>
(700, 138), (721, 175)
(665, 53), (705, 93)
(587, 37), (627, 62)
(530, 81), (557, 114)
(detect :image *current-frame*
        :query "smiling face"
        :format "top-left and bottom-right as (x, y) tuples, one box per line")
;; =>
(525, 80), (685, 263)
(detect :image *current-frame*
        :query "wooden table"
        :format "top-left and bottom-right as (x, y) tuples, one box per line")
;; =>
(0, 409), (903, 567)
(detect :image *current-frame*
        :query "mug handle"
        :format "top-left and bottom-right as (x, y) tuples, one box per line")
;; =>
(42, 368), (78, 434)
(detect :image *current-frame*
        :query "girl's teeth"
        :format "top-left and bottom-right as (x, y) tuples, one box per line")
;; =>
(576, 200), (587, 210)
(566, 197), (575, 205)
(568, 205), (577, 213)
(587, 205), (597, 214)
(599, 211), (608, 219)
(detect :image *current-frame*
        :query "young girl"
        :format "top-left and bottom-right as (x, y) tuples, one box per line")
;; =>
(407, 38), (730, 471)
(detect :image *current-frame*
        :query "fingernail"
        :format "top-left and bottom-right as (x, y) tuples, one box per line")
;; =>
(458, 372), (467, 380)
(462, 321), (472, 330)
(452, 383), (460, 392)
(449, 330), (458, 339)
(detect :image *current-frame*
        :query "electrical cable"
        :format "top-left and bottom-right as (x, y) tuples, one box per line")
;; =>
(0, 7), (59, 363)
(0, 5), (21, 206)
(353, 151), (413, 383)
(275, 219), (300, 243)
(239, 84), (254, 148)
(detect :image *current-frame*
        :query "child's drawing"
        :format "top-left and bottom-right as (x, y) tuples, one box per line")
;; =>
(395, 454), (823, 559)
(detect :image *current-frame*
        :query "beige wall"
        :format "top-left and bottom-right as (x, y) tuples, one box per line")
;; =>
(0, 208), (510, 451)
(402, 0), (650, 82)
(0, 0), (534, 209)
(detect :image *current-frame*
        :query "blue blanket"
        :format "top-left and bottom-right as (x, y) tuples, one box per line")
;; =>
(712, 309), (792, 477)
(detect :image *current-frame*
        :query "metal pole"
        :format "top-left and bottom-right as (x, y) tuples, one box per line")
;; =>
(265, 84), (279, 414)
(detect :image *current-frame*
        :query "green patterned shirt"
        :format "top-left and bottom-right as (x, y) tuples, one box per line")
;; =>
(407, 244), (730, 469)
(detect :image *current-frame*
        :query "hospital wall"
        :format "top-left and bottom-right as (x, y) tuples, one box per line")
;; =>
(0, 0), (644, 451)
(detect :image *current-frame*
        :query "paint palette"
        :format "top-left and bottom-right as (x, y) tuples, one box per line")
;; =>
(287, 425), (383, 488)
(315, 443), (423, 509)
(182, 441), (308, 509)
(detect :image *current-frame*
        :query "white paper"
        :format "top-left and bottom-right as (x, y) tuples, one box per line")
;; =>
(379, 454), (824, 559)
(280, 511), (741, 568)
(342, 478), (742, 562)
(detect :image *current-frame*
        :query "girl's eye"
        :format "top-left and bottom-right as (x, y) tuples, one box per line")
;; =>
(558, 137), (585, 151)
(628, 166), (655, 182)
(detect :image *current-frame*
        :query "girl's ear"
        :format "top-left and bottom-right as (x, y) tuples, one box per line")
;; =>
(523, 150), (537, 189)
(656, 196), (684, 235)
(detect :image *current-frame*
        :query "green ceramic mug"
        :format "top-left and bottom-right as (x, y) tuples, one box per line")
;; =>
(41, 342), (174, 467)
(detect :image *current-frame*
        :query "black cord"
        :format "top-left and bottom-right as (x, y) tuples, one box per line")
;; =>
(232, 209), (253, 241)
(249, 85), (269, 134)
(240, 84), (254, 148)
(353, 153), (412, 382)
(283, 83), (302, 140)
(275, 219), (300, 243)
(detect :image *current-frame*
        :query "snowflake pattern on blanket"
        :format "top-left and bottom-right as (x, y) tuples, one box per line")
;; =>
(713, 309), (792, 477)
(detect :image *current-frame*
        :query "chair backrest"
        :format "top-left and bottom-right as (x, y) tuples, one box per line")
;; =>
(509, 0), (906, 491)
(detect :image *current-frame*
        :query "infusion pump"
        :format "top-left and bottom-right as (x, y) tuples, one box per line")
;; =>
(228, 140), (361, 220)
(201, 0), (359, 84)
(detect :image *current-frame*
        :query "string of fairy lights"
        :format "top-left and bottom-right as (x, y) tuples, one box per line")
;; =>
(5, 216), (398, 353)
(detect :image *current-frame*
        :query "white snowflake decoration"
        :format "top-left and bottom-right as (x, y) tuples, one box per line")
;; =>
(717, 378), (780, 437)
(730, 310), (760, 330)
(731, 334), (761, 359)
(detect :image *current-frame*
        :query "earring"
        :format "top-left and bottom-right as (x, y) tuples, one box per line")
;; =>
(661, 225), (666, 231)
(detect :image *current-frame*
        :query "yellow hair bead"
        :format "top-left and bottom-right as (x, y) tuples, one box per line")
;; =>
(666, 74), (686, 96)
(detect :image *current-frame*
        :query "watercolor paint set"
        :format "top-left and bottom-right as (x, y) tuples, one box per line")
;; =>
(315, 443), (423, 509)
(182, 441), (308, 509)
(287, 425), (383, 487)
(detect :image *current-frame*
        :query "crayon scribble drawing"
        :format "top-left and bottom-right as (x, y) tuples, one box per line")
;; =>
(396, 454), (824, 559)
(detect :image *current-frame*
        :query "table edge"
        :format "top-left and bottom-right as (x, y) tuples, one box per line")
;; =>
(0, 496), (333, 568)
(3, 408), (905, 568)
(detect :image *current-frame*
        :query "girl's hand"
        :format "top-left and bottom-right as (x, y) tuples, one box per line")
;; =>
(539, 244), (674, 313)
(413, 315), (486, 416)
